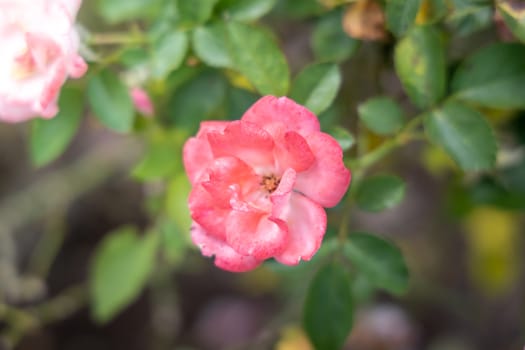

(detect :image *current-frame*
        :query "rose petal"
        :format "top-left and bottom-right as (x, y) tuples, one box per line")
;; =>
(270, 167), (296, 218)
(273, 192), (327, 265)
(294, 132), (351, 208)
(38, 62), (67, 118)
(202, 156), (260, 205)
(242, 96), (320, 138)
(0, 0), (85, 123)
(191, 223), (262, 272)
(226, 208), (288, 260)
(189, 184), (230, 241)
(183, 122), (229, 184)
(60, 0), (83, 19)
(183, 138), (212, 184)
(68, 55), (87, 78)
(207, 120), (275, 171)
(189, 156), (263, 241)
(196, 121), (230, 138)
(274, 131), (315, 173)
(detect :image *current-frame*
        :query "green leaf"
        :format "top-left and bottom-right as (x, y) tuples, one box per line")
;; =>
(158, 218), (190, 265)
(451, 43), (525, 110)
(358, 97), (406, 135)
(273, 0), (325, 19)
(311, 9), (359, 62)
(217, 0), (277, 21)
(120, 47), (149, 68)
(303, 263), (353, 350)
(344, 232), (409, 295)
(30, 88), (83, 167)
(167, 70), (228, 132)
(132, 129), (187, 180)
(175, 0), (219, 26)
(424, 101), (497, 171)
(447, 0), (492, 36)
(97, 0), (163, 23)
(328, 126), (355, 151)
(356, 175), (406, 212)
(87, 69), (134, 133)
(150, 31), (189, 79)
(498, 1), (525, 43)
(193, 22), (233, 68)
(394, 25), (446, 109)
(290, 63), (341, 115)
(165, 174), (193, 233)
(226, 87), (259, 119)
(90, 227), (158, 323)
(226, 22), (290, 96)
(386, 0), (422, 37)
(469, 177), (525, 211)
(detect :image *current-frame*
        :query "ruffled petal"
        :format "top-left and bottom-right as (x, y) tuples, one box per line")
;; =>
(273, 192), (327, 265)
(270, 167), (296, 218)
(183, 138), (213, 184)
(294, 132), (351, 208)
(206, 156), (260, 197)
(39, 62), (67, 118)
(241, 96), (320, 138)
(274, 131), (315, 173)
(226, 208), (288, 260)
(189, 156), (261, 240)
(196, 121), (230, 138)
(183, 121), (230, 184)
(69, 55), (87, 78)
(191, 224), (262, 272)
(207, 120), (275, 171)
(188, 185), (229, 241)
(60, 0), (82, 19)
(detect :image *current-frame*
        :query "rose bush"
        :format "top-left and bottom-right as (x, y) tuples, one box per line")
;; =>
(0, 0), (86, 123)
(183, 96), (351, 272)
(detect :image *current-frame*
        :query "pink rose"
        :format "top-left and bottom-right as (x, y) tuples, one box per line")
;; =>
(130, 87), (154, 117)
(0, 0), (87, 123)
(183, 96), (351, 272)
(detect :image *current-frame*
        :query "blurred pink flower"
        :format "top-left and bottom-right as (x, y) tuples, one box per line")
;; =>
(130, 87), (154, 117)
(183, 96), (351, 272)
(0, 0), (87, 123)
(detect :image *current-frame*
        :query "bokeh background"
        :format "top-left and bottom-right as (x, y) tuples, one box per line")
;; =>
(1, 0), (525, 349)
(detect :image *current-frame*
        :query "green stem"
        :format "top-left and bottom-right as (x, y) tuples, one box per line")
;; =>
(338, 115), (426, 244)
(349, 114), (425, 171)
(88, 32), (147, 46)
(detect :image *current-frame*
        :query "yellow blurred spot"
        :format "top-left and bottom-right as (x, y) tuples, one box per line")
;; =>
(275, 325), (313, 350)
(421, 144), (458, 176)
(415, 0), (432, 25)
(237, 266), (280, 295)
(225, 70), (256, 92)
(464, 207), (519, 296)
(499, 0), (525, 20)
(343, 0), (387, 41)
(480, 107), (516, 126)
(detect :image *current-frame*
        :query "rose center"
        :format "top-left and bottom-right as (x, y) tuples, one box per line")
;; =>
(13, 37), (61, 80)
(261, 174), (280, 193)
